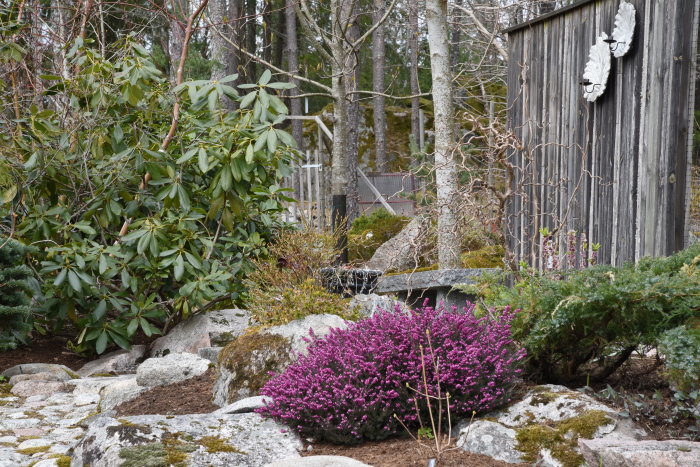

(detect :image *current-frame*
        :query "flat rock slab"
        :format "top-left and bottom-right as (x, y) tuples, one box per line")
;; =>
(71, 412), (302, 467)
(150, 308), (251, 357)
(11, 381), (71, 397)
(579, 438), (700, 467)
(456, 420), (521, 464)
(266, 456), (372, 467)
(77, 346), (146, 377)
(2, 363), (78, 380)
(214, 396), (269, 415)
(136, 352), (210, 388)
(376, 268), (498, 294)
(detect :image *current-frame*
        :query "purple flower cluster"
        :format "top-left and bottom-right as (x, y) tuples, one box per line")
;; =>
(257, 302), (525, 444)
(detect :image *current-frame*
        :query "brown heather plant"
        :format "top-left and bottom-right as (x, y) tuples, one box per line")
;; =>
(245, 226), (359, 326)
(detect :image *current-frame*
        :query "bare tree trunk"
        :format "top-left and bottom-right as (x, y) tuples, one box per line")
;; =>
(227, 0), (241, 102)
(346, 13), (360, 222)
(263, 0), (272, 63)
(285, 0), (303, 150)
(53, 0), (70, 79)
(209, 0), (228, 80)
(273, 1), (284, 68)
(169, 0), (188, 81)
(245, 0), (256, 79)
(284, 0), (302, 220)
(426, 0), (460, 269)
(450, 0), (461, 70)
(371, 0), (387, 172)
(329, 0), (352, 262)
(409, 0), (421, 152)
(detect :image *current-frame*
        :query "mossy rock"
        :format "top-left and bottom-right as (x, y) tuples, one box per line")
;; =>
(213, 332), (294, 406)
(460, 245), (505, 269)
(515, 410), (612, 467)
(212, 314), (349, 406)
(348, 209), (410, 263)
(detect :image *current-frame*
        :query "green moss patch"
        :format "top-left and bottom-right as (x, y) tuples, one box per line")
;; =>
(460, 245), (505, 268)
(199, 436), (246, 454)
(515, 410), (612, 467)
(16, 445), (50, 455)
(49, 454), (72, 467)
(119, 433), (198, 467)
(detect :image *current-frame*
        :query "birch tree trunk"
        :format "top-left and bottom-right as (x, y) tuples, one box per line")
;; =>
(409, 0), (421, 151)
(329, 0), (351, 262)
(285, 0), (303, 151)
(426, 0), (460, 269)
(371, 0), (387, 171)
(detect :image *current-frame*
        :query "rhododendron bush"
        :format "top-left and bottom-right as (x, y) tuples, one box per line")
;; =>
(258, 303), (525, 444)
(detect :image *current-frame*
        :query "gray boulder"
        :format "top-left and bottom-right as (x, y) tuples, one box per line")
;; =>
(149, 308), (251, 357)
(213, 314), (348, 406)
(578, 438), (700, 467)
(70, 412), (302, 467)
(348, 293), (404, 317)
(265, 456), (372, 467)
(77, 346), (146, 377)
(454, 385), (646, 465)
(2, 363), (78, 380)
(364, 215), (430, 272)
(98, 377), (148, 411)
(136, 353), (210, 388)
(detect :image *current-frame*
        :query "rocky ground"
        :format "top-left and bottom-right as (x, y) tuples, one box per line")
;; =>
(1, 301), (699, 466)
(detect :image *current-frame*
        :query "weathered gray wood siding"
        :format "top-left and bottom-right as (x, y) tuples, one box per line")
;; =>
(505, 0), (699, 267)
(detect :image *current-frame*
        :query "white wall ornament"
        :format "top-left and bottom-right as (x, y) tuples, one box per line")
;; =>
(582, 33), (612, 102)
(611, 1), (636, 58)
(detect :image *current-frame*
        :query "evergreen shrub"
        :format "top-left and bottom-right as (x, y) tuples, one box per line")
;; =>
(481, 245), (700, 384)
(0, 239), (35, 350)
(658, 324), (700, 392)
(258, 302), (525, 444)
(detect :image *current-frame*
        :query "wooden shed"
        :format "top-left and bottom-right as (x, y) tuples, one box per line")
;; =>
(504, 0), (699, 267)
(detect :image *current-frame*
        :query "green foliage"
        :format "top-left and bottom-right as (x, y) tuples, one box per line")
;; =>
(245, 227), (357, 325)
(480, 245), (700, 384)
(0, 238), (35, 350)
(347, 209), (410, 263)
(659, 324), (700, 392)
(7, 38), (297, 354)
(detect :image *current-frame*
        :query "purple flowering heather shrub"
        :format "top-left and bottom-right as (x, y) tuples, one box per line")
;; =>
(257, 302), (525, 444)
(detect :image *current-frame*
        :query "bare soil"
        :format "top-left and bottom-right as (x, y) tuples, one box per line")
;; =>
(302, 438), (529, 466)
(115, 368), (219, 416)
(0, 335), (90, 372)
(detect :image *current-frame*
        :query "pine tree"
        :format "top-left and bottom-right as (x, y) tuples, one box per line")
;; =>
(0, 239), (34, 351)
